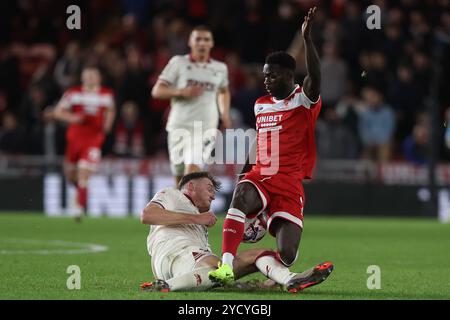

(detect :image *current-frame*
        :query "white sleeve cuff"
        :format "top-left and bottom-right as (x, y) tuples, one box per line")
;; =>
(301, 90), (320, 105)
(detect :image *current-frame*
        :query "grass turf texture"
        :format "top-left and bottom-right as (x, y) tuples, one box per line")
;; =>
(0, 213), (449, 300)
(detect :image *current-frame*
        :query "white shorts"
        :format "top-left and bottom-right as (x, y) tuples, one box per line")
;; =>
(167, 128), (217, 176)
(151, 245), (217, 281)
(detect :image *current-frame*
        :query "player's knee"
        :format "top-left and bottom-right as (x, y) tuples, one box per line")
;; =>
(278, 249), (298, 267)
(231, 184), (261, 214)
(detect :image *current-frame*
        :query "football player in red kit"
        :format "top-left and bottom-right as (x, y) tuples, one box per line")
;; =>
(53, 66), (116, 221)
(209, 7), (333, 291)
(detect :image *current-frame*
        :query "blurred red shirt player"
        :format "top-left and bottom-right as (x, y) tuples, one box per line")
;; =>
(54, 66), (116, 220)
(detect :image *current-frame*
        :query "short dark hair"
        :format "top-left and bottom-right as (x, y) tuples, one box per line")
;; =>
(265, 51), (296, 71)
(178, 171), (221, 192)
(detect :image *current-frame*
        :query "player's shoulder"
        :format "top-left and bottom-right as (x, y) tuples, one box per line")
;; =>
(65, 86), (82, 94)
(99, 86), (114, 95)
(255, 94), (274, 105)
(210, 58), (228, 70)
(169, 55), (189, 65)
(155, 187), (181, 197)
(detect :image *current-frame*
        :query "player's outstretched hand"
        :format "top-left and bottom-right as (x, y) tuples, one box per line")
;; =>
(301, 6), (317, 40)
(196, 211), (217, 227)
(178, 86), (203, 98)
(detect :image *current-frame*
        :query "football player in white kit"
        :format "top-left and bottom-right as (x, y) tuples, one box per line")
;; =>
(151, 25), (232, 185)
(140, 172), (333, 292)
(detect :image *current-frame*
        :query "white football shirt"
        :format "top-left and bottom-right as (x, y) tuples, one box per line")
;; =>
(158, 54), (229, 131)
(146, 187), (211, 258)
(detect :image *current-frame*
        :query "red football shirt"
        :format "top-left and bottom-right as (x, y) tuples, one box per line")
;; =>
(252, 85), (321, 179)
(58, 86), (114, 141)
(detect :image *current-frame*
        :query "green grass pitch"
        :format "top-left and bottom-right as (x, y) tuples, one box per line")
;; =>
(0, 212), (449, 300)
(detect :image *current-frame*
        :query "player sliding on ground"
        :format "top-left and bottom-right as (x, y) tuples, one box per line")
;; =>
(140, 172), (332, 292)
(209, 7), (334, 291)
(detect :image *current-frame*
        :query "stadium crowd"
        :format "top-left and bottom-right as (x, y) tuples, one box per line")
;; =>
(0, 0), (449, 164)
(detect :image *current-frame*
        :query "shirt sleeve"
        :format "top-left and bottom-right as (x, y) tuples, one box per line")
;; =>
(300, 90), (321, 109)
(150, 189), (176, 211)
(218, 64), (229, 89)
(158, 56), (180, 85)
(103, 91), (115, 109)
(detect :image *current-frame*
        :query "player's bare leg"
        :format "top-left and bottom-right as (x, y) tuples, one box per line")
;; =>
(271, 219), (302, 267)
(63, 162), (81, 219)
(63, 162), (77, 185)
(209, 182), (263, 284)
(73, 167), (92, 222)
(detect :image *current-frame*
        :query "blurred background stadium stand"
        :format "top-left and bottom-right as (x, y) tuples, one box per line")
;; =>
(0, 0), (449, 220)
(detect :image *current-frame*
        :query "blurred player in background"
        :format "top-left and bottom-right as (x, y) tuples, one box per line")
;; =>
(151, 25), (231, 185)
(53, 66), (116, 221)
(209, 7), (334, 290)
(140, 171), (333, 292)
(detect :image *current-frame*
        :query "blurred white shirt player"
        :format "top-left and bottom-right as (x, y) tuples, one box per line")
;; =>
(140, 171), (333, 292)
(151, 25), (232, 185)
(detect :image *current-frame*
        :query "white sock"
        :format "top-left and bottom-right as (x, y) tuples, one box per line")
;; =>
(166, 266), (215, 292)
(222, 252), (234, 267)
(255, 255), (296, 285)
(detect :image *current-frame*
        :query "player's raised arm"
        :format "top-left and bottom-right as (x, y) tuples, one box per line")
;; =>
(301, 7), (321, 102)
(141, 203), (216, 227)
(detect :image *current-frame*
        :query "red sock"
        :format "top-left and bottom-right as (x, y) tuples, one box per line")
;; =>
(77, 184), (87, 210)
(222, 208), (246, 258)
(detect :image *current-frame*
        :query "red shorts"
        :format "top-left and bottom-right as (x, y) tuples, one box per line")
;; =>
(65, 135), (104, 171)
(238, 170), (305, 235)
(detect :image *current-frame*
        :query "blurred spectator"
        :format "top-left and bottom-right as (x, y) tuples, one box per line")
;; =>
(358, 87), (395, 162)
(233, 68), (265, 128)
(340, 1), (364, 74)
(166, 18), (190, 55)
(113, 101), (144, 158)
(53, 41), (82, 90)
(0, 111), (25, 154)
(268, 1), (299, 51)
(403, 122), (429, 166)
(18, 85), (49, 154)
(235, 0), (269, 63)
(334, 91), (362, 152)
(387, 64), (422, 141)
(109, 14), (150, 52)
(316, 108), (359, 159)
(320, 41), (348, 109)
(224, 52), (246, 97)
(361, 51), (389, 93)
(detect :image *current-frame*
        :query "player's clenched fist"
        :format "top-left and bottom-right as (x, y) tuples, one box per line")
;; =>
(177, 86), (204, 98)
(196, 211), (217, 227)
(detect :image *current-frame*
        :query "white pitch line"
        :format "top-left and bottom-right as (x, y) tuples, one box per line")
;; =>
(0, 238), (109, 255)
